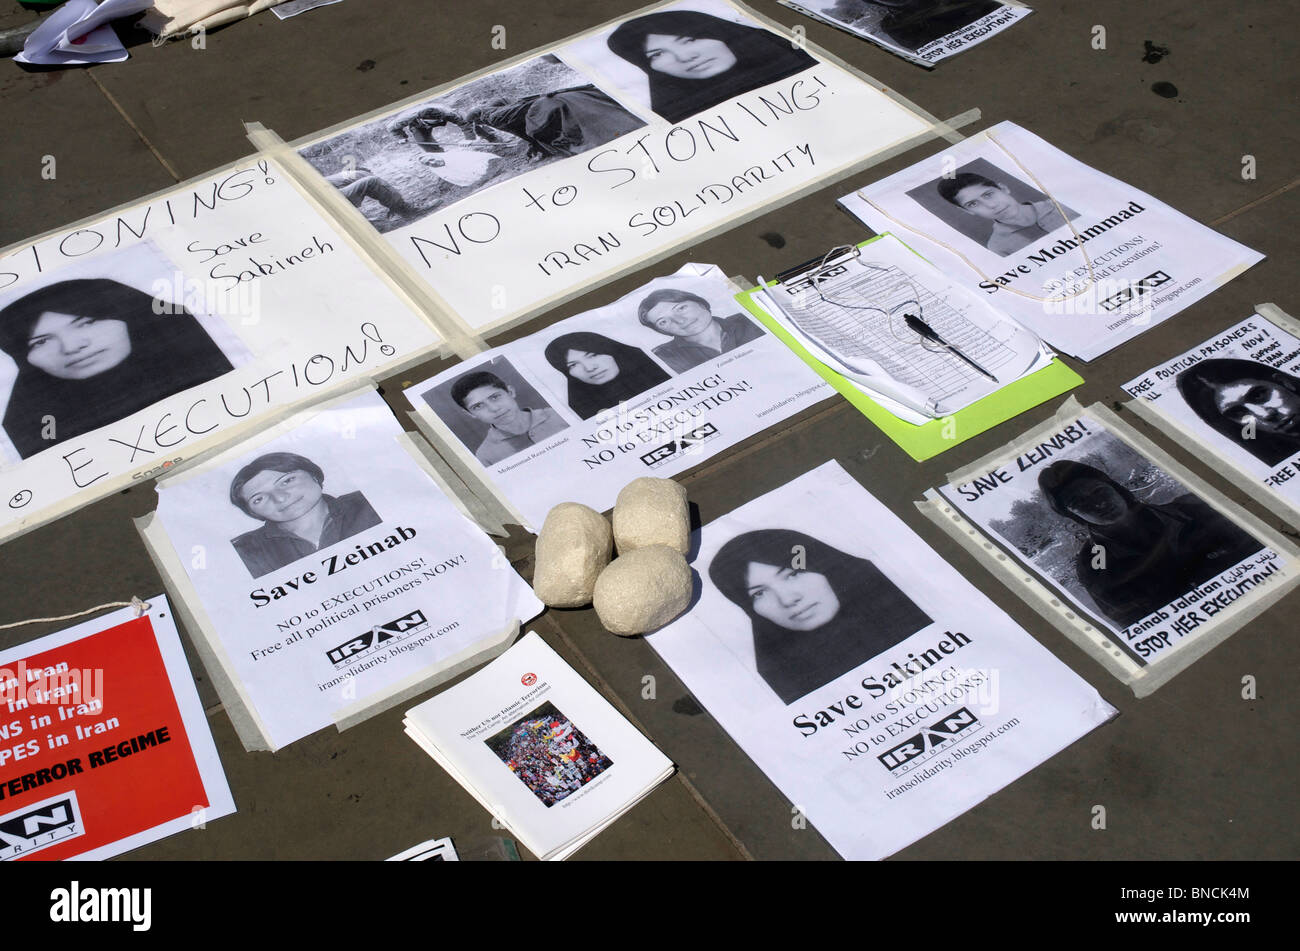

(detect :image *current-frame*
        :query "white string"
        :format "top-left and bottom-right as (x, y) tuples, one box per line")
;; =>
(0, 596), (151, 632)
(856, 130), (1097, 304)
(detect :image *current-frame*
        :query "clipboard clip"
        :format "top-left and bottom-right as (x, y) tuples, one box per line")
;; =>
(774, 244), (861, 290)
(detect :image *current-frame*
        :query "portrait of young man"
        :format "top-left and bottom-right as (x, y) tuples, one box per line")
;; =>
(450, 369), (569, 466)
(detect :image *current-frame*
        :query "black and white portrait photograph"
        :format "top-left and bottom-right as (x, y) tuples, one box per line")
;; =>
(421, 356), (569, 467)
(228, 450), (383, 579)
(569, 0), (817, 125)
(0, 243), (249, 462)
(635, 286), (765, 373)
(542, 330), (673, 421)
(1176, 358), (1300, 468)
(708, 528), (932, 704)
(298, 55), (645, 234)
(985, 434), (1265, 629)
(485, 701), (614, 808)
(905, 157), (1079, 257)
(790, 0), (1007, 53)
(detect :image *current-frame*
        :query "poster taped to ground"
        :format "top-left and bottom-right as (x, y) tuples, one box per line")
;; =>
(288, 0), (940, 335)
(645, 460), (1115, 860)
(0, 156), (443, 544)
(0, 597), (234, 860)
(780, 0), (1032, 68)
(929, 401), (1300, 695)
(141, 389), (542, 751)
(839, 121), (1263, 362)
(404, 265), (833, 530)
(1122, 305), (1300, 524)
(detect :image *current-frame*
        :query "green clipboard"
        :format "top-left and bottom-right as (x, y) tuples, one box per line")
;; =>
(735, 234), (1083, 461)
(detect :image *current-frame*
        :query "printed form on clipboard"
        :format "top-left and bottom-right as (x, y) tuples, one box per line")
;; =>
(754, 234), (1054, 423)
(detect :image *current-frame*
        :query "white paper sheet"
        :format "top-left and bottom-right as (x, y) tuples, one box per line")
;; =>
(839, 121), (1263, 362)
(405, 265), (834, 529)
(756, 233), (1051, 418)
(646, 461), (1115, 860)
(149, 390), (542, 750)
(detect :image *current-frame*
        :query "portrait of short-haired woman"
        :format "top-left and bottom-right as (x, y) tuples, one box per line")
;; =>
(228, 452), (383, 579)
(708, 528), (931, 704)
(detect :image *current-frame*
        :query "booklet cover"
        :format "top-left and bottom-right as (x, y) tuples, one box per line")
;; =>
(141, 389), (542, 751)
(404, 632), (674, 861)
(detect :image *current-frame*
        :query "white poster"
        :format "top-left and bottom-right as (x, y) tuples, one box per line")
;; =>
(937, 407), (1298, 676)
(1122, 310), (1300, 522)
(839, 121), (1263, 361)
(293, 0), (935, 334)
(0, 157), (442, 542)
(646, 461), (1115, 860)
(780, 0), (1032, 68)
(148, 390), (542, 751)
(405, 266), (833, 529)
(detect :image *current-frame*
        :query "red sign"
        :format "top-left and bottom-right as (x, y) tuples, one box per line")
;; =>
(0, 615), (209, 860)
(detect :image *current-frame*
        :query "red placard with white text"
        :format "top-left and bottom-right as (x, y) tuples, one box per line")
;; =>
(0, 599), (233, 860)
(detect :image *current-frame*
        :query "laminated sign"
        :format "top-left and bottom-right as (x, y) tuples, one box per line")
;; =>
(0, 598), (234, 860)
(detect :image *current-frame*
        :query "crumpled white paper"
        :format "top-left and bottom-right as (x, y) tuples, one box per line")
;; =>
(15, 0), (153, 66)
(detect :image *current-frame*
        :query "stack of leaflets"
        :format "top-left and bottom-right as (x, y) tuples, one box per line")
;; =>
(404, 632), (674, 860)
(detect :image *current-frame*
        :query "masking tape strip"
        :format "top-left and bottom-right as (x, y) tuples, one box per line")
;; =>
(136, 510), (274, 751)
(256, 0), (976, 345)
(930, 396), (1300, 696)
(406, 409), (530, 532)
(244, 123), (487, 362)
(1121, 303), (1300, 527)
(331, 621), (520, 732)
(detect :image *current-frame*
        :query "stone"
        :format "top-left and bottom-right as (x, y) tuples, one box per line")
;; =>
(612, 477), (690, 555)
(532, 502), (612, 608)
(593, 545), (692, 636)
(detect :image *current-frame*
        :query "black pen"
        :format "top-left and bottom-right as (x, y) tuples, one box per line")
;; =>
(903, 313), (1000, 384)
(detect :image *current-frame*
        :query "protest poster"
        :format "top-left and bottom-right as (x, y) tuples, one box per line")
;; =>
(780, 0), (1032, 68)
(927, 400), (1300, 695)
(404, 265), (834, 530)
(140, 389), (542, 751)
(288, 0), (942, 335)
(1122, 305), (1300, 524)
(0, 597), (234, 860)
(0, 156), (443, 544)
(839, 121), (1264, 362)
(645, 461), (1115, 860)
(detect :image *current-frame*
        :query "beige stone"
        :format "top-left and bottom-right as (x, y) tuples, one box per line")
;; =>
(593, 545), (692, 636)
(532, 503), (612, 608)
(612, 477), (690, 555)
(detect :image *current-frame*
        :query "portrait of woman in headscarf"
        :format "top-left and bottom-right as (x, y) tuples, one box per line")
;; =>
(542, 331), (672, 421)
(606, 9), (817, 124)
(0, 278), (236, 459)
(708, 528), (932, 704)
(1175, 358), (1300, 468)
(1037, 459), (1264, 629)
